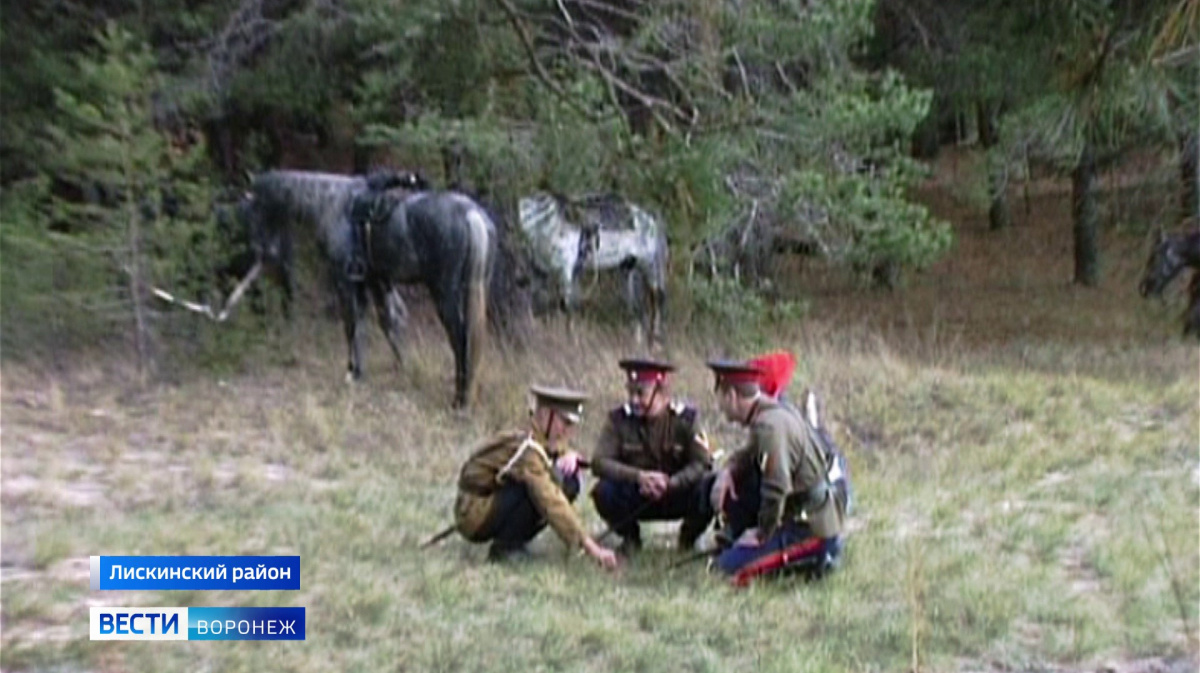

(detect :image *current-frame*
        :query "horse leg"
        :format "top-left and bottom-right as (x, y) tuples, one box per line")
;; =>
(280, 263), (294, 321)
(273, 256), (298, 365)
(642, 251), (668, 349)
(371, 282), (406, 370)
(338, 279), (365, 382)
(625, 269), (646, 347)
(276, 236), (294, 319)
(561, 275), (579, 342)
(651, 279), (667, 349)
(1185, 278), (1200, 340)
(433, 289), (469, 408)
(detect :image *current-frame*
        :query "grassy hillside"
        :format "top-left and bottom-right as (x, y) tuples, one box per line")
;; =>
(2, 158), (1197, 672)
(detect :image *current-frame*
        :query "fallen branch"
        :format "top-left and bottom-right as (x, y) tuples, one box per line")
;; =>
(151, 287), (218, 320)
(149, 259), (263, 323)
(216, 259), (262, 321)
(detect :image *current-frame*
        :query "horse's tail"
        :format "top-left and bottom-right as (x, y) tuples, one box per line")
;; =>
(463, 205), (493, 405)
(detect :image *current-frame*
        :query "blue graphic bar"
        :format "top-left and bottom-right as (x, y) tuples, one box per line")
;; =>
(92, 556), (300, 591)
(188, 607), (306, 641)
(90, 607), (306, 641)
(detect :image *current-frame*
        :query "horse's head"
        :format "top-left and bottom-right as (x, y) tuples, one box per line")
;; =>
(235, 191), (286, 265)
(1140, 231), (1185, 298)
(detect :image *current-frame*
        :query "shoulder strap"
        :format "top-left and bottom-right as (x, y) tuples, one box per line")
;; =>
(611, 405), (632, 424)
(496, 435), (550, 482)
(671, 401), (697, 425)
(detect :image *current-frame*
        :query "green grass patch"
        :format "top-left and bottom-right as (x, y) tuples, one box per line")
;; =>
(3, 284), (1197, 672)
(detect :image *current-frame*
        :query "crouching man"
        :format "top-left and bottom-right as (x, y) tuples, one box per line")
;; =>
(705, 360), (845, 586)
(454, 385), (618, 571)
(590, 358), (715, 555)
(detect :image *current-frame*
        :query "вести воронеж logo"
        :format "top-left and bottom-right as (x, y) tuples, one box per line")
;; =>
(90, 607), (305, 641)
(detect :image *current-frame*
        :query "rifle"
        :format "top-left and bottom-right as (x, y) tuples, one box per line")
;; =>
(420, 525), (457, 549)
(593, 497), (657, 544)
(667, 547), (720, 571)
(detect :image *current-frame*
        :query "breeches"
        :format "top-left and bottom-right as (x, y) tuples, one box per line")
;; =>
(474, 473), (581, 548)
(703, 469), (843, 581)
(591, 477), (713, 541)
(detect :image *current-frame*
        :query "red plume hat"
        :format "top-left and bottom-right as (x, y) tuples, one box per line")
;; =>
(746, 351), (797, 398)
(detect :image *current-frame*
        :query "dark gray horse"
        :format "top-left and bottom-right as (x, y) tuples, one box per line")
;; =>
(1186, 274), (1200, 339)
(243, 170), (494, 407)
(1139, 227), (1200, 339)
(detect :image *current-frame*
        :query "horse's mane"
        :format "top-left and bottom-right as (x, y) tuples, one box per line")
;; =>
(252, 171), (363, 235)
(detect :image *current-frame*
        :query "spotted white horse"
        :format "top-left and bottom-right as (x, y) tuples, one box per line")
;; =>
(517, 192), (668, 347)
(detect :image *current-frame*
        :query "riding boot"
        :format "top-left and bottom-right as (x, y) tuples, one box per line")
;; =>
(677, 510), (714, 552)
(487, 542), (533, 564)
(616, 531), (643, 557)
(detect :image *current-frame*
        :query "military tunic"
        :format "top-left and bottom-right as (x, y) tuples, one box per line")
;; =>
(726, 398), (841, 540)
(775, 393), (854, 516)
(591, 402), (712, 490)
(454, 430), (588, 550)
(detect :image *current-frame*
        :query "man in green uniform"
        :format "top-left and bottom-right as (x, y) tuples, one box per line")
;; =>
(590, 359), (715, 555)
(454, 385), (618, 570)
(747, 350), (854, 517)
(705, 360), (844, 585)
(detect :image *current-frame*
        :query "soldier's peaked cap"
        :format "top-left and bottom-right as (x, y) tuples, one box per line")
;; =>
(706, 359), (764, 386)
(618, 358), (676, 384)
(530, 384), (589, 423)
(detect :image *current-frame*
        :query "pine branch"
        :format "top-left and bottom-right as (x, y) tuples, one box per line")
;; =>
(492, 0), (613, 123)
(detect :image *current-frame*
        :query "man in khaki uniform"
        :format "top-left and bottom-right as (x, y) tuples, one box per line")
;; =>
(747, 350), (854, 517)
(705, 360), (844, 584)
(454, 385), (618, 570)
(590, 358), (714, 555)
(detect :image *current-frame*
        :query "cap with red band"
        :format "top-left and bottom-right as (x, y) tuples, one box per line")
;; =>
(706, 359), (765, 386)
(618, 358), (675, 385)
(746, 350), (797, 398)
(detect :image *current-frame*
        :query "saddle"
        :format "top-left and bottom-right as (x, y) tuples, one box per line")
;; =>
(346, 190), (400, 282)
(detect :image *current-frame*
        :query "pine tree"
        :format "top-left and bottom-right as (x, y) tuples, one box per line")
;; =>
(41, 23), (216, 373)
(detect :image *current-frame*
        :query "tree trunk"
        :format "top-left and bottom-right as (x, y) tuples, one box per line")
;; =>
(120, 127), (150, 377)
(911, 108), (940, 160)
(202, 118), (238, 183)
(976, 100), (1010, 231)
(1182, 130), (1198, 224)
(1072, 142), (1100, 287)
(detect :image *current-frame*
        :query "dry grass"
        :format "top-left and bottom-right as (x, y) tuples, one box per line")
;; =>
(2, 153), (1198, 672)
